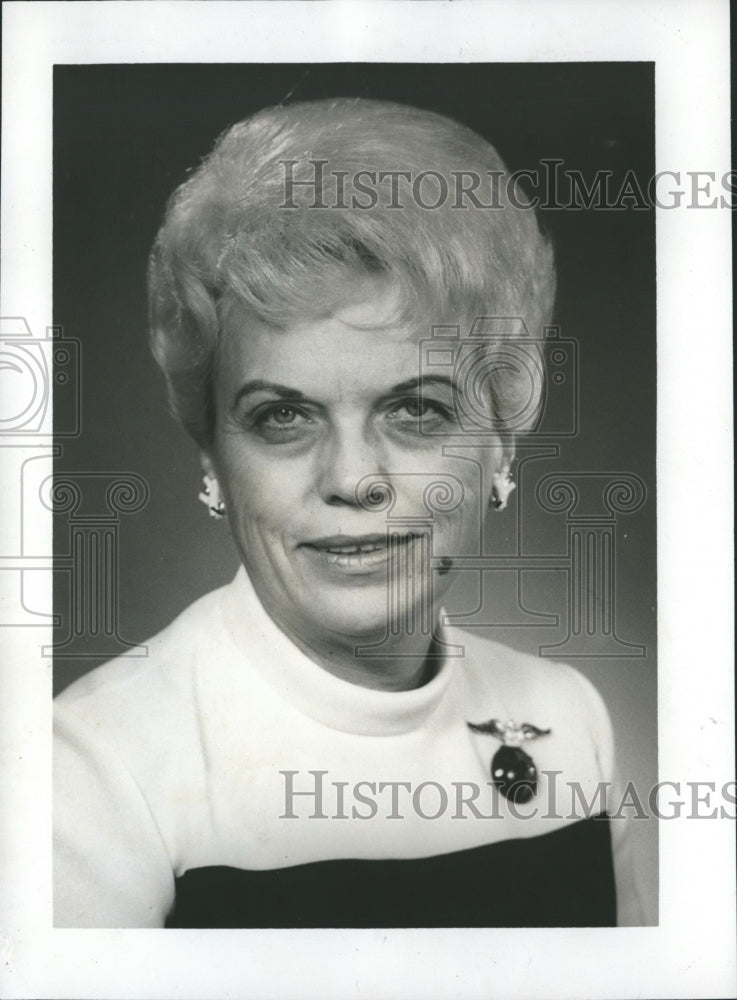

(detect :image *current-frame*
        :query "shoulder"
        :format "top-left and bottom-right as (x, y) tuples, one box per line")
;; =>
(53, 577), (246, 836)
(451, 626), (608, 709)
(54, 579), (234, 745)
(448, 626), (615, 780)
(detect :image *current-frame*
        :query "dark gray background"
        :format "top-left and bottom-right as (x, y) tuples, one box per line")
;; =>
(52, 63), (657, 913)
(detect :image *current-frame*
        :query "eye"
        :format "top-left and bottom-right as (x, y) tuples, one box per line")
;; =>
(251, 403), (316, 440)
(268, 406), (301, 425)
(385, 396), (456, 434)
(400, 399), (430, 418)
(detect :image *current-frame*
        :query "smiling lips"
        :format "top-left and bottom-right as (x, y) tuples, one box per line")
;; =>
(301, 533), (416, 573)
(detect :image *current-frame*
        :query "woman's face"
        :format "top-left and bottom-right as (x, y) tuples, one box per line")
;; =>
(207, 278), (508, 651)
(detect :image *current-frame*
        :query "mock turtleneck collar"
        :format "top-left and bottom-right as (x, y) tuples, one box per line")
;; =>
(220, 566), (458, 737)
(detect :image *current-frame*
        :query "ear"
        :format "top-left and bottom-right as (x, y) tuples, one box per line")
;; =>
(197, 450), (227, 519)
(495, 441), (516, 477)
(200, 450), (218, 480)
(485, 439), (515, 480)
(477, 440), (515, 487)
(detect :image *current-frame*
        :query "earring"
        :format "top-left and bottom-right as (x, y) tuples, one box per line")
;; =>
(198, 475), (226, 519)
(490, 469), (516, 511)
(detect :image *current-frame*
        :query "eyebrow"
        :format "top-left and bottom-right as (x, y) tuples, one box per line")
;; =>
(233, 380), (308, 405)
(389, 376), (457, 395)
(233, 374), (458, 406)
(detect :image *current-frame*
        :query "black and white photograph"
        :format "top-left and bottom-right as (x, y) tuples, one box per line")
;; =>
(0, 2), (734, 998)
(52, 60), (658, 931)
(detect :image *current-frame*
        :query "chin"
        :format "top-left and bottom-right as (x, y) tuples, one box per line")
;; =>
(302, 592), (430, 644)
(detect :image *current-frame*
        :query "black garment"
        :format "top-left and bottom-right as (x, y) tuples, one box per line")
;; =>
(167, 814), (615, 928)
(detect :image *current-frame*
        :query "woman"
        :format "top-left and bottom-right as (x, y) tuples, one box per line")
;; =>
(54, 98), (644, 927)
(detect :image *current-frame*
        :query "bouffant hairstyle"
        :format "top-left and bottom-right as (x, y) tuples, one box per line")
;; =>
(148, 98), (555, 446)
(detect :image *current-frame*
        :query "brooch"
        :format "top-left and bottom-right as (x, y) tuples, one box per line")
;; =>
(466, 719), (551, 804)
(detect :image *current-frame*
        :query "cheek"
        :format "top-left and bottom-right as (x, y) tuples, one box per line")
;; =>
(432, 511), (477, 551)
(409, 461), (486, 553)
(216, 474), (291, 550)
(396, 454), (486, 515)
(233, 483), (297, 539)
(217, 439), (309, 512)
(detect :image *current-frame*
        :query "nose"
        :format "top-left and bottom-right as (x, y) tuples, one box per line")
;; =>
(315, 424), (388, 507)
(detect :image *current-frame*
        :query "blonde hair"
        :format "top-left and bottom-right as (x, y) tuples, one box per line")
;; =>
(148, 98), (555, 445)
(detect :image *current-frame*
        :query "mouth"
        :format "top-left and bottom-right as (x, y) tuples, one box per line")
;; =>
(300, 532), (417, 573)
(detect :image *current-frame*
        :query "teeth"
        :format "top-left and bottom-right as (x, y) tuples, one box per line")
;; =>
(326, 543), (383, 554)
(315, 536), (415, 556)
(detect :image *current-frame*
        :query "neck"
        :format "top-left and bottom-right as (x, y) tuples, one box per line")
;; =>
(265, 606), (444, 692)
(296, 627), (444, 691)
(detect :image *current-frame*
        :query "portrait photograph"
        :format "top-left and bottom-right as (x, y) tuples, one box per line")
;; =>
(0, 2), (734, 999)
(51, 59), (659, 931)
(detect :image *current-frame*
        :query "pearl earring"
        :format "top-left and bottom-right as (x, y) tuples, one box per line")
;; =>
(198, 475), (226, 518)
(490, 469), (516, 511)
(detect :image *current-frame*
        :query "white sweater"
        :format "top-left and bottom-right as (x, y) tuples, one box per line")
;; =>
(54, 567), (645, 927)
